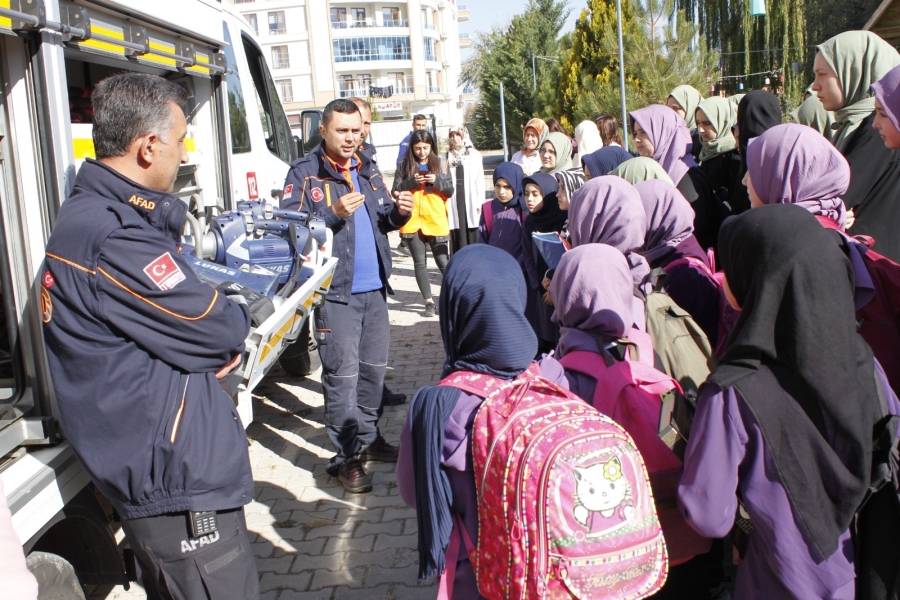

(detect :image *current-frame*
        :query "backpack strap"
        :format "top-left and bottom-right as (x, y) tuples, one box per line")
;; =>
(664, 256), (719, 287)
(436, 512), (477, 600)
(481, 200), (494, 236)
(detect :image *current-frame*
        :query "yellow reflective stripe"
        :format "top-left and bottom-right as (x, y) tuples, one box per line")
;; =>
(73, 138), (95, 159)
(325, 184), (332, 207)
(73, 137), (195, 159)
(79, 25), (127, 55)
(143, 40), (177, 67)
(0, 0), (10, 29)
(259, 314), (299, 363)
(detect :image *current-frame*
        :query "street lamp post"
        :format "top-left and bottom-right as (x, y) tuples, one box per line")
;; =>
(616, 0), (628, 149)
(530, 53), (559, 92)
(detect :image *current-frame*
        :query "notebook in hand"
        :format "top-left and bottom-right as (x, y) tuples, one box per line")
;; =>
(531, 232), (567, 270)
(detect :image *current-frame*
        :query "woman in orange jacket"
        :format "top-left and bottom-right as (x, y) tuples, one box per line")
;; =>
(392, 129), (454, 317)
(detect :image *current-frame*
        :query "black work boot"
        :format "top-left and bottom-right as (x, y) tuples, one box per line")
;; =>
(336, 457), (372, 494)
(382, 384), (407, 406)
(359, 436), (399, 463)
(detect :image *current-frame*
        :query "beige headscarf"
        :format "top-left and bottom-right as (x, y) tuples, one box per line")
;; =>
(610, 157), (675, 185)
(816, 31), (900, 151)
(791, 96), (836, 143)
(668, 85), (704, 129)
(697, 96), (738, 162)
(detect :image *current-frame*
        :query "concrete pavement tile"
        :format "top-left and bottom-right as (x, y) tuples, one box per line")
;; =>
(259, 571), (313, 593)
(309, 567), (366, 590)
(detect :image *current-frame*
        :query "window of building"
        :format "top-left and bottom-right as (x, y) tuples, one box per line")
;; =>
(391, 72), (406, 89)
(271, 45), (290, 69)
(337, 75), (354, 98)
(275, 79), (294, 103)
(332, 36), (411, 62)
(330, 7), (347, 26)
(353, 8), (366, 24)
(422, 8), (434, 29)
(357, 74), (372, 94)
(424, 38), (437, 62)
(246, 14), (258, 35)
(234, 0), (254, 4)
(268, 11), (286, 35)
(383, 7), (401, 26)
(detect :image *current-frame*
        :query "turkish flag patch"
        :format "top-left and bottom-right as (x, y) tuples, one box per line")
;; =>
(310, 187), (324, 202)
(143, 252), (186, 291)
(283, 184), (293, 199)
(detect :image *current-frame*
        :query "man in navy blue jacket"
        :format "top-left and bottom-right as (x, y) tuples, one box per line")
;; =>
(42, 74), (258, 599)
(282, 99), (413, 493)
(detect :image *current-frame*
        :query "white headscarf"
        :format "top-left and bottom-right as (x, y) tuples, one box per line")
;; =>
(447, 124), (474, 168)
(573, 121), (603, 168)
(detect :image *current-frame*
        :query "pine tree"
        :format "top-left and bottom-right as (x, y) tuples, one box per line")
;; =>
(461, 0), (569, 149)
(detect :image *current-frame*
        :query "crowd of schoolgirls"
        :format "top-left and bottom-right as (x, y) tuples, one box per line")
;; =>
(394, 30), (900, 600)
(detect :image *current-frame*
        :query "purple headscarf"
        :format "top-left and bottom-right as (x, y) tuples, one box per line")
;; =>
(871, 63), (900, 132)
(567, 176), (650, 331)
(746, 123), (850, 229)
(630, 104), (698, 185)
(633, 180), (695, 265)
(551, 244), (637, 356)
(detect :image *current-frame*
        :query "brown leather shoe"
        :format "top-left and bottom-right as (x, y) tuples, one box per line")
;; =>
(359, 436), (399, 463)
(336, 457), (372, 493)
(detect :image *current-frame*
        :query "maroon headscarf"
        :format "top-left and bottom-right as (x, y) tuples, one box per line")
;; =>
(746, 124), (850, 229)
(634, 180), (695, 265)
(551, 244), (638, 355)
(630, 104), (698, 185)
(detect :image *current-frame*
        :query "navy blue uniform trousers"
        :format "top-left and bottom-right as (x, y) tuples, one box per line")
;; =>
(315, 288), (389, 472)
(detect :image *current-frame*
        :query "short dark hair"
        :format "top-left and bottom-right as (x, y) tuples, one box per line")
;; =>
(413, 114), (428, 123)
(348, 97), (372, 113)
(545, 118), (570, 136)
(92, 73), (189, 159)
(323, 99), (361, 126)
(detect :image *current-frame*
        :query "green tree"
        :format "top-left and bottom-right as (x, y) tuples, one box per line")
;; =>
(462, 0), (569, 149)
(557, 0), (718, 128)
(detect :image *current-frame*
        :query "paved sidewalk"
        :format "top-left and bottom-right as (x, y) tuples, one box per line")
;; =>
(90, 231), (444, 600)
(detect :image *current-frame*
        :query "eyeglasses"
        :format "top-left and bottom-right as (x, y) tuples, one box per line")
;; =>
(539, 148), (556, 155)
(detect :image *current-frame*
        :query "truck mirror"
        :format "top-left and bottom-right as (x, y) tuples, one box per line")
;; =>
(292, 135), (302, 160)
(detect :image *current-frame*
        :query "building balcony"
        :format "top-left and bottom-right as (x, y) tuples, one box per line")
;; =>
(423, 23), (436, 30)
(331, 19), (409, 29)
(458, 4), (470, 21)
(268, 28), (286, 35)
(334, 52), (412, 63)
(427, 86), (442, 93)
(459, 33), (471, 48)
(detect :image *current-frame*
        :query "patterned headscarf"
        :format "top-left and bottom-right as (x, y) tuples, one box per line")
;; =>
(447, 124), (473, 168)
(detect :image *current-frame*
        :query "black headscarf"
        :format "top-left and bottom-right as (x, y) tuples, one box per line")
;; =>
(409, 245), (537, 580)
(733, 91), (783, 213)
(492, 162), (527, 214)
(523, 173), (567, 234)
(708, 204), (882, 560)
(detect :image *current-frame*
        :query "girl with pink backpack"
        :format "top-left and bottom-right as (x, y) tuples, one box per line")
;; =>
(550, 244), (713, 598)
(396, 244), (569, 599)
(398, 244), (668, 599)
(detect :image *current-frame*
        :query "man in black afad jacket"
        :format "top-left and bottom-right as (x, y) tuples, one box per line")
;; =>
(42, 74), (258, 600)
(282, 99), (413, 493)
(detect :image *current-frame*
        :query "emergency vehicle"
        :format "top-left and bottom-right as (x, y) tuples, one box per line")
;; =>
(0, 0), (335, 595)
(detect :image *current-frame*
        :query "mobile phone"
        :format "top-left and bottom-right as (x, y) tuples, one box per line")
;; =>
(189, 511), (218, 537)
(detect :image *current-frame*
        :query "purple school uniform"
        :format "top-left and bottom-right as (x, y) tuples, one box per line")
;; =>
(478, 198), (527, 268)
(656, 235), (721, 341)
(678, 363), (900, 599)
(397, 356), (568, 600)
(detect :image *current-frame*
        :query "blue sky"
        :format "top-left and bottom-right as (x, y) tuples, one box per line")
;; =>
(460, 0), (583, 61)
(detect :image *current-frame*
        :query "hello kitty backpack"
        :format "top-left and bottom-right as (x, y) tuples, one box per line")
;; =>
(558, 329), (712, 565)
(439, 366), (667, 599)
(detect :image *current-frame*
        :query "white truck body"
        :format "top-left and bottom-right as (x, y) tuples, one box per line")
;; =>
(0, 0), (334, 593)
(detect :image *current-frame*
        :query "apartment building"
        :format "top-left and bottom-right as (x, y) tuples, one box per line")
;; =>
(226, 0), (469, 126)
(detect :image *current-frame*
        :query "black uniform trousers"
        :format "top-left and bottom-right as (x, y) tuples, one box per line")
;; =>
(315, 288), (389, 473)
(122, 508), (259, 600)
